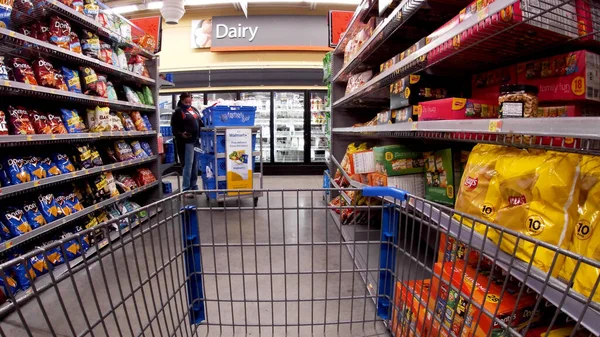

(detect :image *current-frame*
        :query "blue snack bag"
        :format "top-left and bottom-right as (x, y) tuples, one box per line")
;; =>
(74, 225), (89, 253)
(61, 67), (82, 93)
(140, 141), (154, 156)
(0, 221), (12, 240)
(40, 157), (61, 177)
(23, 200), (46, 229)
(0, 1), (12, 29)
(12, 260), (35, 291)
(4, 157), (31, 185)
(41, 241), (64, 267)
(0, 161), (11, 186)
(0, 272), (18, 297)
(29, 252), (47, 277)
(37, 193), (63, 223)
(52, 153), (75, 174)
(61, 109), (86, 133)
(25, 156), (46, 181)
(142, 115), (153, 130)
(1, 207), (32, 237)
(60, 231), (81, 261)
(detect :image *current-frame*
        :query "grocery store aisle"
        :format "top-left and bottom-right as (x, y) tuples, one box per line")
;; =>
(0, 176), (389, 337)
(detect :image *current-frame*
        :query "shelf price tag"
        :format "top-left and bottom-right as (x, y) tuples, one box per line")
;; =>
(3, 80), (9, 87)
(5, 241), (12, 249)
(30, 85), (37, 91)
(33, 181), (40, 187)
(411, 122), (418, 131)
(26, 135), (32, 141)
(8, 31), (15, 37)
(488, 120), (503, 132)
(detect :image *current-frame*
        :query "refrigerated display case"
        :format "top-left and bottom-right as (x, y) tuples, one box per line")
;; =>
(191, 93), (204, 111)
(274, 92), (305, 163)
(207, 92), (237, 105)
(240, 92), (271, 162)
(309, 91), (329, 163)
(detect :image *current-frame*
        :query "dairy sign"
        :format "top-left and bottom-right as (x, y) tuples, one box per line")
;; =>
(191, 15), (329, 51)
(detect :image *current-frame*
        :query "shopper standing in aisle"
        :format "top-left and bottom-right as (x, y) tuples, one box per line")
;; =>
(171, 92), (203, 194)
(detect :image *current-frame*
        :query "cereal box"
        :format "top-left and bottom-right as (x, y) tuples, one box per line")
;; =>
(424, 149), (456, 205)
(373, 145), (424, 176)
(517, 50), (600, 102)
(419, 98), (498, 121)
(431, 261), (539, 337)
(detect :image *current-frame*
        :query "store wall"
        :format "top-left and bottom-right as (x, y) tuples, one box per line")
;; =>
(133, 6), (354, 72)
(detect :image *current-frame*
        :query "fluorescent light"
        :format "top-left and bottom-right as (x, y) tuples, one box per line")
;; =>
(184, 0), (360, 5)
(111, 4), (139, 13)
(147, 1), (164, 9)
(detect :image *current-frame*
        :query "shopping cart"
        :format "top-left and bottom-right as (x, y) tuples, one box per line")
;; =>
(0, 188), (598, 337)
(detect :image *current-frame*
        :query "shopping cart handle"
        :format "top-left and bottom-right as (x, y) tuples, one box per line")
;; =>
(362, 187), (408, 201)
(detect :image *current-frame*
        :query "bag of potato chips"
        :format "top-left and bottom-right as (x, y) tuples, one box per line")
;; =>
(560, 155), (600, 302)
(485, 150), (581, 275)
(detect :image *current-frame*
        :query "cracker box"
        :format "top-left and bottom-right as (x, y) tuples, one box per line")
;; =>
(471, 65), (518, 101)
(391, 279), (436, 337)
(517, 50), (600, 102)
(373, 145), (424, 176)
(380, 54), (400, 73)
(431, 261), (539, 337)
(376, 110), (394, 125)
(419, 98), (498, 121)
(393, 106), (419, 123)
(423, 149), (456, 205)
(390, 75), (449, 109)
(349, 150), (375, 175)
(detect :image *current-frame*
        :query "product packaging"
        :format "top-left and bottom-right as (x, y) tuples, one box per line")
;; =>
(61, 108), (86, 133)
(471, 65), (518, 101)
(29, 109), (52, 134)
(37, 193), (63, 222)
(390, 75), (449, 109)
(25, 156), (46, 180)
(345, 70), (372, 95)
(348, 150), (375, 175)
(1, 207), (32, 237)
(49, 16), (71, 49)
(419, 98), (498, 121)
(61, 67), (82, 93)
(46, 112), (68, 134)
(11, 58), (37, 85)
(69, 31), (82, 53)
(374, 145), (423, 176)
(390, 279), (435, 337)
(393, 106), (418, 123)
(423, 149), (456, 206)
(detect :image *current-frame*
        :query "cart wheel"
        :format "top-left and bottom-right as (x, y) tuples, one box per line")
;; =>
(254, 197), (259, 207)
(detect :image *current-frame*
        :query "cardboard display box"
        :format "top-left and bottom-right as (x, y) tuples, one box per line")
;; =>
(374, 145), (424, 176)
(419, 98), (498, 121)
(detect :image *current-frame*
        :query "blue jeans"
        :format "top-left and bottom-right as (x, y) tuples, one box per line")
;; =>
(181, 142), (198, 191)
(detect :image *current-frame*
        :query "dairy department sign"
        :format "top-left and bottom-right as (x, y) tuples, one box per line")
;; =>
(191, 15), (330, 52)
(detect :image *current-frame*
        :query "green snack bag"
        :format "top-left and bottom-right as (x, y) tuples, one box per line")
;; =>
(136, 91), (146, 105)
(423, 148), (456, 206)
(143, 86), (154, 105)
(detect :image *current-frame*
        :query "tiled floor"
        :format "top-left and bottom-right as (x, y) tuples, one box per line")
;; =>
(0, 176), (391, 337)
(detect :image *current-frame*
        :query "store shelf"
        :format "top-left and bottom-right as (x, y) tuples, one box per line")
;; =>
(159, 78), (175, 87)
(0, 80), (155, 112)
(40, 0), (155, 59)
(160, 162), (178, 173)
(0, 156), (156, 199)
(0, 28), (155, 86)
(332, 0), (591, 109)
(333, 0), (473, 82)
(333, 0), (379, 55)
(0, 181), (159, 254)
(0, 131), (156, 147)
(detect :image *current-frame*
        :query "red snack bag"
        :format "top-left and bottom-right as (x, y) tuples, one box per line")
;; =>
(79, 66), (106, 97)
(128, 55), (149, 77)
(49, 16), (71, 49)
(32, 22), (51, 42)
(135, 168), (156, 186)
(69, 32), (82, 54)
(29, 110), (52, 134)
(12, 0), (34, 23)
(8, 106), (35, 135)
(11, 58), (37, 85)
(58, 0), (73, 6)
(53, 70), (68, 91)
(138, 34), (156, 52)
(32, 57), (57, 88)
(18, 26), (34, 39)
(98, 43), (113, 64)
(0, 111), (8, 135)
(46, 112), (68, 134)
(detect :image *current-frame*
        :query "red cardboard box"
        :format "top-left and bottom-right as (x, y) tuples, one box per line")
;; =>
(431, 261), (539, 337)
(517, 50), (600, 102)
(471, 65), (518, 101)
(419, 98), (498, 121)
(391, 279), (436, 337)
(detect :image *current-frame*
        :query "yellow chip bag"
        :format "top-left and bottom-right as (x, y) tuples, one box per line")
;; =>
(486, 150), (581, 275)
(560, 155), (600, 301)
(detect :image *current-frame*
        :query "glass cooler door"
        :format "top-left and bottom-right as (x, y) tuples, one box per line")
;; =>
(309, 91), (328, 163)
(240, 91), (271, 163)
(274, 92), (305, 163)
(207, 92), (237, 105)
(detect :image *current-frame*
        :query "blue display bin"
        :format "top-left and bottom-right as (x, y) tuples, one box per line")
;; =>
(160, 126), (172, 136)
(200, 131), (256, 154)
(202, 175), (227, 199)
(202, 106), (256, 127)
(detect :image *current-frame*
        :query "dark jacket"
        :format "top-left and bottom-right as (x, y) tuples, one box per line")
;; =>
(170, 101), (204, 144)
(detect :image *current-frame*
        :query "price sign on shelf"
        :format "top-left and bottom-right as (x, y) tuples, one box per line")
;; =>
(488, 120), (503, 132)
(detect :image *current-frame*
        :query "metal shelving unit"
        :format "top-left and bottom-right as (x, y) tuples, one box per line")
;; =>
(330, 0), (600, 335)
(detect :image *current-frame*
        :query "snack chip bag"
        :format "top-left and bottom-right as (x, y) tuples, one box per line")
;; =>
(69, 31), (82, 53)
(114, 140), (134, 162)
(64, 192), (84, 213)
(130, 111), (147, 131)
(140, 141), (153, 156)
(25, 156), (46, 180)
(0, 56), (8, 80)
(86, 108), (96, 131)
(0, 110), (7, 135)
(107, 81), (117, 100)
(109, 112), (123, 131)
(116, 173), (137, 191)
(136, 91), (146, 105)
(128, 55), (148, 77)
(53, 69), (68, 91)
(124, 86), (141, 104)
(104, 171), (119, 197)
(4, 157), (31, 184)
(49, 16), (71, 49)
(74, 225), (90, 252)
(32, 21), (50, 42)
(32, 57), (57, 88)
(12, 259), (35, 291)
(0, 272), (18, 297)
(116, 48), (127, 70)
(46, 112), (68, 134)
(0, 162), (11, 186)
(0, 221), (11, 240)
(40, 241), (64, 266)
(52, 153), (75, 173)
(93, 106), (110, 131)
(60, 231), (81, 260)
(8, 106), (34, 135)
(73, 144), (93, 169)
(142, 114), (153, 130)
(11, 58), (37, 84)
(83, 0), (98, 19)
(98, 42), (113, 64)
(40, 157), (61, 176)
(130, 140), (147, 159)
(23, 200), (46, 229)
(55, 194), (72, 216)
(142, 86), (154, 105)
(135, 168), (156, 186)
(29, 109), (52, 134)
(117, 111), (135, 131)
(92, 173), (109, 201)
(81, 29), (100, 59)
(28, 253), (47, 277)
(60, 108), (86, 133)
(79, 66), (106, 97)
(1, 207), (32, 237)
(61, 67), (82, 93)
(485, 150), (581, 275)
(560, 156), (600, 302)
(37, 193), (63, 222)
